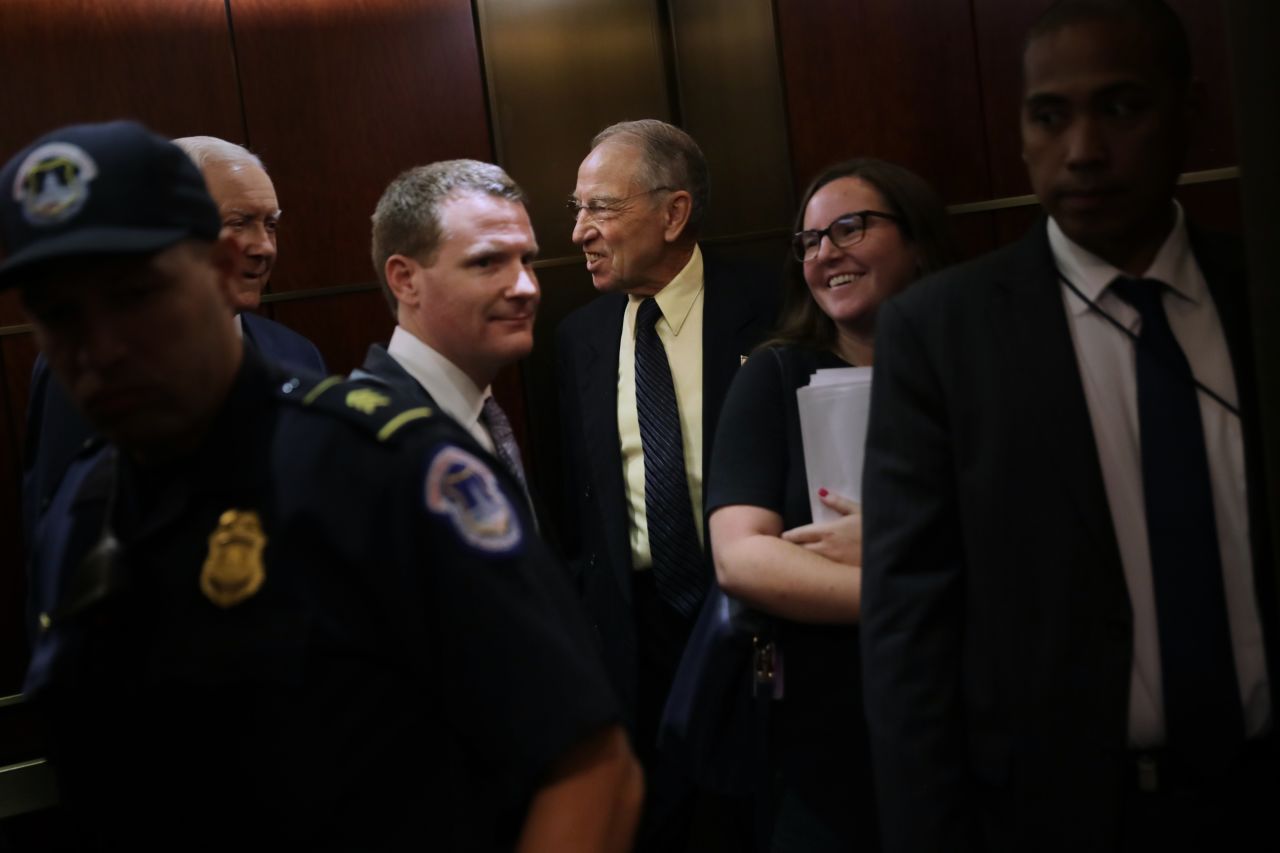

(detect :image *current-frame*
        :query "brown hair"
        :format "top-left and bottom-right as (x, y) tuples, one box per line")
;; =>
(763, 158), (957, 352)
(370, 159), (526, 315)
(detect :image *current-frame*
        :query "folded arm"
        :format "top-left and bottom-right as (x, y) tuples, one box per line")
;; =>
(710, 500), (861, 624)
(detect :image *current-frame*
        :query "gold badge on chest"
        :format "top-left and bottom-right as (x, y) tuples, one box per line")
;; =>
(200, 509), (267, 607)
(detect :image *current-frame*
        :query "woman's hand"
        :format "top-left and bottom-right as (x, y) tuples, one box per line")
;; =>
(780, 489), (862, 566)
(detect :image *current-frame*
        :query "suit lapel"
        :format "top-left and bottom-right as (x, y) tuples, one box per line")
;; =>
(700, 256), (762, 481)
(579, 296), (633, 593)
(995, 224), (1121, 563)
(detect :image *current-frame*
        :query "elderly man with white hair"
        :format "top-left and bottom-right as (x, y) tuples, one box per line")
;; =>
(21, 134), (324, 545)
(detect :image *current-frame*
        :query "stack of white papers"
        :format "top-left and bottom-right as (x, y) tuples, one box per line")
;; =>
(797, 367), (873, 523)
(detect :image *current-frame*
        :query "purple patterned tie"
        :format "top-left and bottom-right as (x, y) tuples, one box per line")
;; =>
(480, 395), (534, 517)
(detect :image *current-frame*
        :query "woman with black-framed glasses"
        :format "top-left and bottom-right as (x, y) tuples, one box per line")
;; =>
(705, 159), (957, 851)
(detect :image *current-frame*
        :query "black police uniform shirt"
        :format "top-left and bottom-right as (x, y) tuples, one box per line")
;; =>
(705, 344), (878, 847)
(27, 349), (619, 851)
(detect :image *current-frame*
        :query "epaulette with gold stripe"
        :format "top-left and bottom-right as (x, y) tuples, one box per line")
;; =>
(276, 374), (435, 442)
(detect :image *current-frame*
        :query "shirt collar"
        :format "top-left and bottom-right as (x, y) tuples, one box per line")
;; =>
(1049, 202), (1199, 316)
(630, 244), (703, 336)
(387, 326), (489, 428)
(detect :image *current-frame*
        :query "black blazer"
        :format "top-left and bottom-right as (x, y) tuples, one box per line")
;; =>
(860, 220), (1277, 852)
(554, 251), (778, 728)
(241, 311), (327, 378)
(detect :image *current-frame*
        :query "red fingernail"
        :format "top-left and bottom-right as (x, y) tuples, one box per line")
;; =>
(818, 488), (828, 497)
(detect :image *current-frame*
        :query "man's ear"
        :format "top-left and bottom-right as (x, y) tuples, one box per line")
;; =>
(385, 254), (421, 308)
(662, 191), (693, 243)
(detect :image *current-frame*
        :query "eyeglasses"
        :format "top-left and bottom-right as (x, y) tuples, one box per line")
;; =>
(791, 210), (900, 262)
(566, 187), (674, 223)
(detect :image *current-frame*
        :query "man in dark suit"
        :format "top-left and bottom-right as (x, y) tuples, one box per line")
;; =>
(557, 119), (777, 848)
(171, 136), (326, 373)
(861, 2), (1277, 851)
(358, 159), (539, 516)
(22, 136), (325, 546)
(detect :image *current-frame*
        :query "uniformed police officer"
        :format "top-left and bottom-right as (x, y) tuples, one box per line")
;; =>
(4, 121), (643, 851)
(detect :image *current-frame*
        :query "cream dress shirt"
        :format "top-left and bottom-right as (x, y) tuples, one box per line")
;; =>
(618, 246), (705, 570)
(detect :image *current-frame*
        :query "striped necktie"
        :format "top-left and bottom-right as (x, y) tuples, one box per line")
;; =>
(634, 297), (706, 617)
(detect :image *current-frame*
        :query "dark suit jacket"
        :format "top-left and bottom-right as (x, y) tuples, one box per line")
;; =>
(555, 250), (779, 731)
(241, 311), (327, 378)
(22, 312), (326, 549)
(860, 220), (1278, 852)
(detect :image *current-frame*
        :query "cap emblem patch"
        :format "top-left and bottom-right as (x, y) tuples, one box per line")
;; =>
(12, 142), (99, 226)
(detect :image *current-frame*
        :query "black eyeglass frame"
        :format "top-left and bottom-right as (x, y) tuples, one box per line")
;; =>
(565, 186), (676, 222)
(792, 209), (900, 262)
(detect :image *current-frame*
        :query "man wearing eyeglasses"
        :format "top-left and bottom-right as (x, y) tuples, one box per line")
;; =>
(860, 1), (1277, 851)
(556, 119), (777, 850)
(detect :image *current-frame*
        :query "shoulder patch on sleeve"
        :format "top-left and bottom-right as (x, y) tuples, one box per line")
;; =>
(424, 445), (523, 554)
(276, 375), (434, 442)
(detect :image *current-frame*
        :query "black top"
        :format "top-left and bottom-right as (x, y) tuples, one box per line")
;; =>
(28, 351), (618, 851)
(706, 343), (875, 838)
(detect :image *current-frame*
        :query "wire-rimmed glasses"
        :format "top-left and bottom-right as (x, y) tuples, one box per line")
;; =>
(566, 187), (674, 224)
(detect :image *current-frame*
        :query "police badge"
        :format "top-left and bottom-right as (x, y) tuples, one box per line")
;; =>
(200, 509), (268, 607)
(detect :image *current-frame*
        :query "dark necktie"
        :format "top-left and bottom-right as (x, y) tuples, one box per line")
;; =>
(480, 395), (534, 516)
(1109, 276), (1244, 774)
(634, 297), (705, 617)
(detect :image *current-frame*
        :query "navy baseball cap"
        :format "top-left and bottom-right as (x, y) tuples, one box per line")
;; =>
(0, 120), (221, 290)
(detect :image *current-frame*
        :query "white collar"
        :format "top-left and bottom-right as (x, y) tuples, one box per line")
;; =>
(1048, 201), (1202, 315)
(387, 326), (489, 429)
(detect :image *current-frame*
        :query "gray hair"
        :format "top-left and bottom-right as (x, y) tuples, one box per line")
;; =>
(171, 136), (264, 173)
(370, 159), (527, 314)
(591, 119), (709, 236)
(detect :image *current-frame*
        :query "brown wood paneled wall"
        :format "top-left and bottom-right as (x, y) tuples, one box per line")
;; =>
(231, 0), (493, 371)
(775, 0), (1243, 258)
(0, 0), (491, 694)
